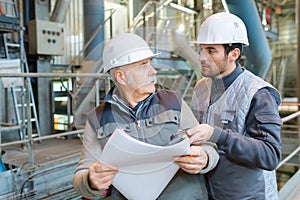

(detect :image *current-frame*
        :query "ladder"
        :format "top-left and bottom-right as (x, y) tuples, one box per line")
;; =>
(0, 0), (41, 140)
(1, 33), (20, 59)
(11, 79), (41, 140)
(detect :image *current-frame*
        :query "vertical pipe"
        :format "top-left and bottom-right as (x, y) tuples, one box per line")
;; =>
(25, 78), (34, 192)
(143, 11), (146, 39)
(25, 78), (34, 166)
(153, 3), (157, 54)
(0, 83), (2, 158)
(297, 0), (300, 100)
(18, 0), (26, 141)
(296, 0), (300, 166)
(25, 0), (30, 25)
(83, 0), (104, 58)
(50, 0), (71, 23)
(225, 0), (272, 78)
(109, 10), (113, 39)
(128, 0), (134, 27)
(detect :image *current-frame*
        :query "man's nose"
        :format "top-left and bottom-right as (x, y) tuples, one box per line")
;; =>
(199, 50), (207, 62)
(148, 64), (157, 75)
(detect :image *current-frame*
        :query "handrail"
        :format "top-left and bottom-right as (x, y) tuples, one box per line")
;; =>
(59, 8), (117, 121)
(277, 110), (300, 169)
(282, 110), (300, 123)
(61, 8), (116, 99)
(277, 146), (300, 169)
(130, 0), (196, 30)
(75, 8), (116, 60)
(0, 72), (106, 163)
(130, 0), (172, 29)
(1, 73), (299, 171)
(0, 129), (84, 148)
(0, 72), (108, 78)
(65, 8), (116, 68)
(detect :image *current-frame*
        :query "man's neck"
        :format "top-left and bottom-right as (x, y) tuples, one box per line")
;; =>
(215, 63), (243, 90)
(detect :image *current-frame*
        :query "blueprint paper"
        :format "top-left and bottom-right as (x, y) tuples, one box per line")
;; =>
(100, 128), (190, 200)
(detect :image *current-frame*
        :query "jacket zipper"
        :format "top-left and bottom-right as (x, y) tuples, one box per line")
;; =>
(206, 103), (212, 123)
(135, 104), (142, 128)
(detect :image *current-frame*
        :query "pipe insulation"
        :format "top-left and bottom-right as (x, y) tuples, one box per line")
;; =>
(50, 0), (72, 23)
(225, 0), (271, 78)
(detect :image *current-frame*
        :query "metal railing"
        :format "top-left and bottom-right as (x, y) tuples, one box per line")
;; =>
(1, 72), (300, 198)
(1, 72), (299, 166)
(0, 72), (107, 156)
(277, 110), (300, 169)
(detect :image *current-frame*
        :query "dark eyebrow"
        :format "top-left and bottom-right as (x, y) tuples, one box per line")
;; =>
(140, 58), (151, 65)
(205, 46), (217, 51)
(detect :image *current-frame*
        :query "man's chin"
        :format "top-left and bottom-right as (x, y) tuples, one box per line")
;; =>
(201, 71), (217, 78)
(146, 84), (156, 93)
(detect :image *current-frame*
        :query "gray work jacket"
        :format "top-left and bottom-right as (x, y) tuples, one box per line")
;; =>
(73, 87), (219, 199)
(192, 69), (282, 200)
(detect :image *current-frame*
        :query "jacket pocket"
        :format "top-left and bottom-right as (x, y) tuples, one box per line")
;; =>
(255, 113), (282, 139)
(144, 110), (180, 145)
(255, 113), (282, 125)
(216, 110), (237, 131)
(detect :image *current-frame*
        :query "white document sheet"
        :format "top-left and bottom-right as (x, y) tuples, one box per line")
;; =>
(99, 128), (190, 200)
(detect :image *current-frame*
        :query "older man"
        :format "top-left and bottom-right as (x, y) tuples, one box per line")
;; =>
(73, 33), (219, 200)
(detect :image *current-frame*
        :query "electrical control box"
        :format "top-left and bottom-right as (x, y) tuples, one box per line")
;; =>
(28, 20), (64, 55)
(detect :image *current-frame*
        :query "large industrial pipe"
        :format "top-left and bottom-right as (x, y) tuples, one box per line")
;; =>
(168, 30), (201, 76)
(50, 0), (71, 23)
(225, 0), (271, 78)
(83, 0), (104, 58)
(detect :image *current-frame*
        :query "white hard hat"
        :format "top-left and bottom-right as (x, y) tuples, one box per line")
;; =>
(103, 33), (159, 73)
(197, 12), (249, 46)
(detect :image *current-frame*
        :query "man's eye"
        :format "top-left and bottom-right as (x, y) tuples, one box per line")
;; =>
(143, 64), (149, 69)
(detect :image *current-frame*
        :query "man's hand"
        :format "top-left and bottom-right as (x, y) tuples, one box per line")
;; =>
(187, 124), (214, 144)
(174, 145), (208, 174)
(88, 162), (118, 190)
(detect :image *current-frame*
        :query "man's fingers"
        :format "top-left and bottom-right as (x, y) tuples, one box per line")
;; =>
(174, 156), (207, 174)
(186, 125), (200, 137)
(92, 162), (118, 173)
(88, 162), (118, 190)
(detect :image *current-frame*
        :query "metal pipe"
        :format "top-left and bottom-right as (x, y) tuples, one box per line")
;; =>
(130, 0), (173, 29)
(225, 0), (272, 78)
(0, 129), (84, 148)
(277, 146), (300, 169)
(78, 9), (116, 59)
(282, 111), (300, 123)
(25, 77), (34, 168)
(153, 3), (157, 54)
(0, 125), (22, 131)
(83, 0), (104, 57)
(50, 0), (71, 23)
(0, 72), (109, 78)
(297, 0), (300, 170)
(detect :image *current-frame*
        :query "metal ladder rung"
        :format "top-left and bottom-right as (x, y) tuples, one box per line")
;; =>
(6, 43), (20, 48)
(11, 84), (41, 140)
(17, 103), (34, 107)
(21, 118), (37, 123)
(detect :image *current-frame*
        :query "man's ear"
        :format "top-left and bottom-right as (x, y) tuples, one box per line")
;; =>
(114, 69), (126, 85)
(228, 48), (240, 62)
